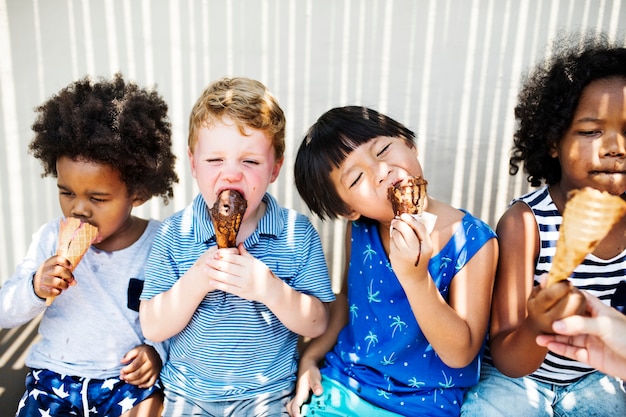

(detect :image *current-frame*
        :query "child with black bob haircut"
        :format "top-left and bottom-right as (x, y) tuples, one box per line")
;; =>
(0, 73), (178, 416)
(289, 106), (498, 416)
(461, 33), (626, 416)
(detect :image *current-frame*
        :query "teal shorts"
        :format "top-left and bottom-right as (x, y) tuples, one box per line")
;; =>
(300, 376), (401, 417)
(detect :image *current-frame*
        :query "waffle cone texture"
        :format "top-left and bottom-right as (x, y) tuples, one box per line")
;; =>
(547, 187), (626, 286)
(46, 218), (99, 305)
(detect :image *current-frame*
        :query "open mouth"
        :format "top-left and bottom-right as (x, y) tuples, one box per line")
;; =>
(216, 188), (245, 199)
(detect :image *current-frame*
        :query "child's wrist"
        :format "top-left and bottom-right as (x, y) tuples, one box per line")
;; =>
(299, 354), (322, 369)
(31, 273), (46, 302)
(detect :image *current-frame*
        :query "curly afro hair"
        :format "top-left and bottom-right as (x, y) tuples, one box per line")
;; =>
(29, 73), (178, 203)
(510, 32), (626, 187)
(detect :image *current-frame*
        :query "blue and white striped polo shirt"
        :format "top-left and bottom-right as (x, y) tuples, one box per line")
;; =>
(141, 192), (335, 401)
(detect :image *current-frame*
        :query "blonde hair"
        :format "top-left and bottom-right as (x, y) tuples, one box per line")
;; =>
(188, 77), (286, 159)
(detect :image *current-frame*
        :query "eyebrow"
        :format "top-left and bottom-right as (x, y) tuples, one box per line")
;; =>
(572, 116), (602, 123)
(57, 184), (111, 196)
(338, 139), (383, 185)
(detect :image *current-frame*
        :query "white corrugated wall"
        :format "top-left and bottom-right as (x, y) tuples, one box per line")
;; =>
(1, 0), (624, 292)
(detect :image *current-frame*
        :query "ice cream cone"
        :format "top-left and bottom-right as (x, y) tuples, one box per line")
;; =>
(210, 189), (247, 248)
(547, 187), (626, 287)
(47, 217), (99, 305)
(388, 176), (430, 266)
(388, 176), (428, 217)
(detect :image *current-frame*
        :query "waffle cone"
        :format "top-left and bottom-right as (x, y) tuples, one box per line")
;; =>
(210, 189), (247, 248)
(547, 188), (626, 286)
(388, 176), (428, 217)
(46, 218), (99, 305)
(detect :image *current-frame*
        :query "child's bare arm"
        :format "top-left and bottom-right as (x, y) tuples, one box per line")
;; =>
(489, 202), (585, 377)
(288, 230), (351, 417)
(390, 212), (498, 368)
(140, 247), (221, 342)
(264, 280), (330, 338)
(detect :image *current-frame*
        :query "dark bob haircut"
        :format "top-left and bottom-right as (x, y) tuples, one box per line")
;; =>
(294, 106), (414, 220)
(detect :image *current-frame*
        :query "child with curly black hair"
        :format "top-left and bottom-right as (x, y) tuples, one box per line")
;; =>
(461, 33), (626, 416)
(0, 73), (179, 417)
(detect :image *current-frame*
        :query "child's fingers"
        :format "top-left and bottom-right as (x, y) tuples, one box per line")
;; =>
(532, 280), (576, 311)
(399, 213), (427, 238)
(121, 359), (154, 386)
(286, 398), (303, 417)
(120, 347), (139, 364)
(310, 379), (324, 396)
(390, 217), (422, 246)
(288, 382), (313, 417)
(120, 357), (140, 377)
(38, 265), (75, 297)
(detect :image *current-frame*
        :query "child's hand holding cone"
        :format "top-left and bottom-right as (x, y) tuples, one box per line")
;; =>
(46, 217), (99, 305)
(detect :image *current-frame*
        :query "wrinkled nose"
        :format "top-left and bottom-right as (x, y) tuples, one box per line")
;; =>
(221, 161), (244, 182)
(70, 199), (91, 219)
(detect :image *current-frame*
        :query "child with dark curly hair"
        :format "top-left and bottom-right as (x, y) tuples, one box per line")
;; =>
(0, 73), (179, 417)
(461, 33), (626, 416)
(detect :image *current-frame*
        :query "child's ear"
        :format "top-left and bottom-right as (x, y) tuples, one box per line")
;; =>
(270, 157), (285, 182)
(132, 192), (149, 207)
(549, 143), (559, 158)
(343, 210), (361, 221)
(132, 199), (147, 208)
(188, 147), (198, 179)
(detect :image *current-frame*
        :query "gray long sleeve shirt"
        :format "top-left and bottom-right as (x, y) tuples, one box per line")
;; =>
(0, 218), (165, 379)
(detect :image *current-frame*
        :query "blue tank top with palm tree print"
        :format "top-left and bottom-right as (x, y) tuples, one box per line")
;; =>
(321, 211), (496, 416)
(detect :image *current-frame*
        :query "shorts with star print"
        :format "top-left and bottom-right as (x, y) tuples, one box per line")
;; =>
(14, 368), (162, 417)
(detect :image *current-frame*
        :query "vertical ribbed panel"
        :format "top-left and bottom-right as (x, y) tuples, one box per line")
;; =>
(1, 0), (624, 292)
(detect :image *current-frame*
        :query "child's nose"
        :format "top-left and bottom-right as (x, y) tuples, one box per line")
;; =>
(604, 132), (626, 156)
(376, 163), (392, 185)
(70, 200), (91, 218)
(221, 162), (243, 182)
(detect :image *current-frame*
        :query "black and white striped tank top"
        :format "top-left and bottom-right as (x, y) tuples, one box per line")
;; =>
(520, 186), (626, 384)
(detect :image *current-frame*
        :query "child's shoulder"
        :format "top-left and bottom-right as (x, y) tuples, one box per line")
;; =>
(429, 199), (466, 228)
(498, 186), (552, 230)
(431, 199), (496, 240)
(265, 195), (319, 238)
(263, 192), (311, 223)
(161, 195), (203, 224)
(143, 218), (161, 237)
(30, 217), (64, 250)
